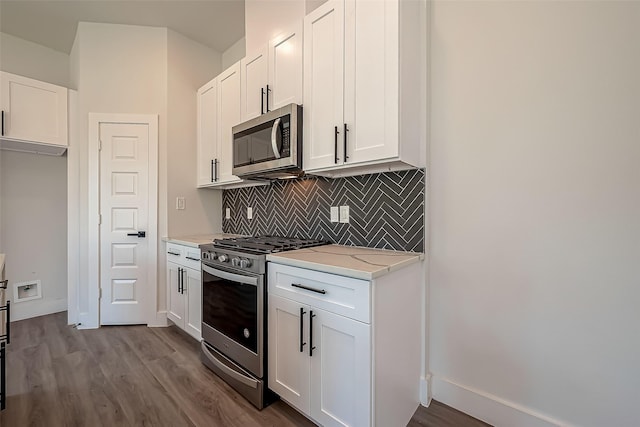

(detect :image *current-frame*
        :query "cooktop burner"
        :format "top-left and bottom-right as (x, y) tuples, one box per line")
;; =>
(213, 236), (329, 254)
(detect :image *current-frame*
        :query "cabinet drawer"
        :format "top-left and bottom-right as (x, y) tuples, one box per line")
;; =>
(166, 243), (201, 271)
(268, 263), (370, 323)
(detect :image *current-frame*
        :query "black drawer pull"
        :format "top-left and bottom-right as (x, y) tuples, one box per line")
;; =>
(291, 283), (326, 295)
(185, 256), (200, 261)
(167, 251), (180, 256)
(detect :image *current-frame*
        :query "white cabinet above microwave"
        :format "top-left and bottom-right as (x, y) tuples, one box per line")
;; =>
(302, 0), (426, 178)
(0, 71), (68, 155)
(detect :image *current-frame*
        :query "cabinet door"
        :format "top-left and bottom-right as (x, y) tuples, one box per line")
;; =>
(184, 267), (202, 341)
(268, 22), (303, 111)
(310, 307), (371, 427)
(240, 47), (268, 121)
(217, 62), (242, 184)
(166, 262), (185, 328)
(0, 71), (68, 146)
(268, 294), (310, 414)
(343, 0), (399, 164)
(303, 0), (345, 171)
(197, 78), (218, 187)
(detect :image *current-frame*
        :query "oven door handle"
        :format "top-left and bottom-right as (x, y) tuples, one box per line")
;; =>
(201, 342), (258, 389)
(202, 264), (258, 287)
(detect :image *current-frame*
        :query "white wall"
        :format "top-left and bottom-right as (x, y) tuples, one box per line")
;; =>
(429, 2), (640, 426)
(222, 37), (246, 70)
(0, 32), (70, 87)
(72, 22), (168, 327)
(0, 151), (68, 321)
(244, 0), (305, 53)
(70, 23), (223, 327)
(0, 32), (70, 320)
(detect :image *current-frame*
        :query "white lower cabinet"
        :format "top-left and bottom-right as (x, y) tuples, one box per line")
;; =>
(166, 243), (202, 341)
(268, 262), (422, 427)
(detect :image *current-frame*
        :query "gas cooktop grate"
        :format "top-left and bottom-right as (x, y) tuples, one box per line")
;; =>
(213, 236), (329, 254)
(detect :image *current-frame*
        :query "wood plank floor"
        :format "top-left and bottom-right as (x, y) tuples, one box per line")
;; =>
(1, 312), (489, 426)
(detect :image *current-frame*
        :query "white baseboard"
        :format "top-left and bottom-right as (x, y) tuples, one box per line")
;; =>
(420, 374), (432, 406)
(11, 298), (67, 322)
(148, 310), (168, 327)
(431, 376), (572, 427)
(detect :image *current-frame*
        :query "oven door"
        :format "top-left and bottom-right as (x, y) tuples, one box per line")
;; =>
(201, 262), (263, 378)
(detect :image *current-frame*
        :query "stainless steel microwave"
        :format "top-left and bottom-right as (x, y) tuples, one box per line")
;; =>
(232, 103), (303, 180)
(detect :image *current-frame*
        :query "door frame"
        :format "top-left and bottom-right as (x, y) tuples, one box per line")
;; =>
(87, 113), (158, 328)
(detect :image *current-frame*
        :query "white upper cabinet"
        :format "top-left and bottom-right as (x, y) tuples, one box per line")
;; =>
(240, 48), (269, 121)
(268, 22), (303, 111)
(197, 78), (218, 187)
(303, 1), (345, 171)
(197, 62), (263, 189)
(216, 62), (243, 185)
(303, 0), (426, 177)
(0, 71), (68, 147)
(240, 22), (303, 122)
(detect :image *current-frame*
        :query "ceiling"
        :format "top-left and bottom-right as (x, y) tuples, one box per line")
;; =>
(0, 0), (246, 54)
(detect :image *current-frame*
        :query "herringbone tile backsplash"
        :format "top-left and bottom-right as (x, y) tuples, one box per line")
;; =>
(222, 169), (425, 252)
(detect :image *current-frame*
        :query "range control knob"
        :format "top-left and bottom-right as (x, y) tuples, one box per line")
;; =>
(202, 252), (209, 260)
(218, 254), (229, 263)
(239, 258), (252, 268)
(231, 257), (241, 267)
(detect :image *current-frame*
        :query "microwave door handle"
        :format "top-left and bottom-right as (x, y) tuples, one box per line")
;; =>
(271, 117), (282, 159)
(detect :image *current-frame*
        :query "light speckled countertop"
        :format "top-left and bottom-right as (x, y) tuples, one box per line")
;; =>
(266, 244), (424, 280)
(162, 234), (244, 248)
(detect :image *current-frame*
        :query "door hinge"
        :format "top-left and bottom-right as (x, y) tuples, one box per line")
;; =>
(99, 288), (102, 300)
(98, 138), (102, 151)
(98, 214), (102, 225)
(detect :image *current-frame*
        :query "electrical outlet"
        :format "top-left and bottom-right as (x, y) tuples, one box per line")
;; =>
(330, 206), (339, 223)
(247, 207), (253, 220)
(225, 208), (231, 219)
(176, 197), (186, 210)
(339, 205), (350, 223)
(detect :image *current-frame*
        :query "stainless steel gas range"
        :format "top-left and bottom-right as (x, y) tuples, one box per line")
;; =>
(199, 236), (328, 409)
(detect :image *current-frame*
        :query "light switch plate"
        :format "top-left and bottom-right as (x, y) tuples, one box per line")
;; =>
(176, 197), (186, 210)
(330, 206), (339, 223)
(247, 207), (253, 220)
(339, 205), (350, 223)
(225, 208), (231, 219)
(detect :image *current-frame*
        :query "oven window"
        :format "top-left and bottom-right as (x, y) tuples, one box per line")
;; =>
(202, 269), (258, 353)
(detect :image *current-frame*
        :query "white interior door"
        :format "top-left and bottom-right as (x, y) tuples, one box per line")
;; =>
(99, 122), (151, 325)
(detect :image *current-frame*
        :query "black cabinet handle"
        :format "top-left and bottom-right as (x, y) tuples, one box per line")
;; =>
(299, 307), (307, 352)
(181, 268), (186, 294)
(334, 126), (339, 164)
(1, 110), (4, 136)
(261, 88), (265, 115)
(167, 251), (180, 256)
(178, 268), (183, 294)
(214, 159), (219, 182)
(127, 231), (146, 238)
(0, 301), (10, 345)
(185, 256), (200, 261)
(291, 283), (326, 295)
(309, 310), (316, 357)
(211, 159), (214, 182)
(344, 123), (349, 162)
(266, 84), (271, 112)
